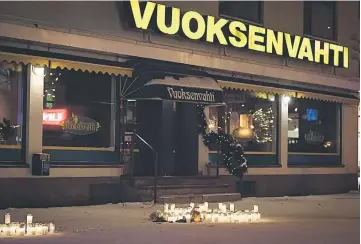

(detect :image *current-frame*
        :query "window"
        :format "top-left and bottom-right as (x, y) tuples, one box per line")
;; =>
(288, 98), (339, 153)
(42, 68), (113, 148)
(304, 1), (336, 40)
(223, 90), (278, 152)
(0, 62), (23, 147)
(207, 106), (219, 133)
(219, 1), (263, 24)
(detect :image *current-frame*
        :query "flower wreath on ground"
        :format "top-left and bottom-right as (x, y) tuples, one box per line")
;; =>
(196, 104), (248, 178)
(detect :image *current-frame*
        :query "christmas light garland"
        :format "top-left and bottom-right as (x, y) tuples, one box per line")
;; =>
(196, 104), (247, 177)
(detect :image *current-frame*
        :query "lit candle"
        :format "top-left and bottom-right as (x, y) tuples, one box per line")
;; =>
(189, 202), (195, 209)
(26, 224), (34, 236)
(253, 205), (259, 213)
(205, 214), (211, 222)
(164, 203), (169, 213)
(9, 225), (16, 236)
(185, 214), (191, 223)
(17, 224), (26, 236)
(27, 214), (33, 225)
(4, 213), (10, 224)
(35, 224), (43, 235)
(49, 223), (55, 234)
(170, 204), (175, 211)
(229, 203), (235, 212)
(42, 225), (48, 235)
(218, 203), (223, 210)
(204, 202), (209, 211)
(3, 226), (10, 236)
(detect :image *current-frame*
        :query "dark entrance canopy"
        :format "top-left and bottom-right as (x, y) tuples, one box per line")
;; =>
(122, 75), (224, 105)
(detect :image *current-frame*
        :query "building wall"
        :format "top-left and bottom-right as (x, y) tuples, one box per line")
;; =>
(0, 1), (359, 84)
(0, 1), (359, 204)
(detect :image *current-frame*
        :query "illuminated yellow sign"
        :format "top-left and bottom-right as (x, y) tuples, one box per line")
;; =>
(126, 0), (349, 68)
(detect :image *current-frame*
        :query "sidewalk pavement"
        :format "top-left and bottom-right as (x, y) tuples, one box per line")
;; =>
(0, 192), (359, 244)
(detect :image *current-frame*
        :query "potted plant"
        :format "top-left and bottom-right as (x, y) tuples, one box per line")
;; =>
(0, 118), (16, 145)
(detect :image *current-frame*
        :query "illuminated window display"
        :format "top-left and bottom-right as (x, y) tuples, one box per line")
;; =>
(0, 62), (23, 147)
(42, 69), (112, 148)
(222, 90), (278, 152)
(288, 98), (339, 153)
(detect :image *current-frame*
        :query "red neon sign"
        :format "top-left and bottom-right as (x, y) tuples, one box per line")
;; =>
(43, 109), (67, 125)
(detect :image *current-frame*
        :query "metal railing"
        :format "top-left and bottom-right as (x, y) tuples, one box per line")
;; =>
(133, 133), (159, 204)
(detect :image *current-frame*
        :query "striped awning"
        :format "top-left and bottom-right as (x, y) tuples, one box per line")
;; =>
(296, 91), (359, 105)
(0, 52), (132, 77)
(218, 80), (296, 97)
(218, 80), (359, 105)
(49, 59), (132, 77)
(0, 52), (48, 71)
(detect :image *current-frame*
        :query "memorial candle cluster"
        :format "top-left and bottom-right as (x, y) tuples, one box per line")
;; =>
(151, 202), (261, 223)
(0, 213), (55, 237)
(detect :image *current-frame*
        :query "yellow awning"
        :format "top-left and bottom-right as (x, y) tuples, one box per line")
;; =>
(50, 59), (132, 77)
(219, 80), (359, 105)
(0, 52), (132, 77)
(218, 80), (297, 97)
(0, 52), (48, 69)
(296, 91), (359, 105)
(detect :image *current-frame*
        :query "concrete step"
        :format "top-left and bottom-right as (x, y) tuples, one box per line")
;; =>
(157, 193), (242, 204)
(139, 184), (233, 196)
(132, 176), (224, 187)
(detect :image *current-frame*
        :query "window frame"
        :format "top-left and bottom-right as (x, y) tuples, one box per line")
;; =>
(219, 1), (264, 26)
(303, 1), (337, 42)
(221, 90), (279, 154)
(287, 98), (341, 155)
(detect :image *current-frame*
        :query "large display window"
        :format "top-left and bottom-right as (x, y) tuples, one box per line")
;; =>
(208, 90), (279, 166)
(288, 98), (340, 153)
(0, 62), (24, 162)
(223, 90), (278, 153)
(42, 68), (113, 149)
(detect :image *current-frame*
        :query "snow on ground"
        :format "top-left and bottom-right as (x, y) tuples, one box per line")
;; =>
(0, 192), (359, 244)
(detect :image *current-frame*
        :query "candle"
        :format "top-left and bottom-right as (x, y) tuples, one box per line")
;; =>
(164, 203), (169, 213)
(35, 224), (43, 235)
(3, 226), (10, 236)
(26, 224), (34, 236)
(253, 205), (259, 213)
(185, 214), (191, 223)
(27, 214), (33, 225)
(49, 223), (55, 234)
(170, 204), (175, 211)
(204, 202), (209, 211)
(218, 203), (223, 209)
(189, 202), (195, 209)
(4, 213), (10, 224)
(229, 203), (235, 212)
(211, 213), (218, 223)
(17, 225), (26, 236)
(9, 225), (16, 236)
(205, 214), (211, 222)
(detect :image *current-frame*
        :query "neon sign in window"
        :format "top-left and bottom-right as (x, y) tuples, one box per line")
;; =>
(43, 109), (67, 125)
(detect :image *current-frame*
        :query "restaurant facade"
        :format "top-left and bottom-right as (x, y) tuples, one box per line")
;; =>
(0, 1), (359, 207)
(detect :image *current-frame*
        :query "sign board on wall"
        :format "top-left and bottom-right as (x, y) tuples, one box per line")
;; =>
(125, 0), (349, 68)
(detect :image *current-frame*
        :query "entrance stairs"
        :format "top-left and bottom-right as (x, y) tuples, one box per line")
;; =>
(119, 176), (242, 203)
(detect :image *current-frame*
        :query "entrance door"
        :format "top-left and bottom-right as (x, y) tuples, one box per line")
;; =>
(174, 102), (199, 176)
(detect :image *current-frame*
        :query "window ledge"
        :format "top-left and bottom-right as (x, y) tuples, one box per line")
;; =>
(51, 163), (123, 168)
(288, 164), (345, 168)
(208, 164), (281, 168)
(0, 162), (29, 168)
(304, 34), (338, 44)
(219, 14), (263, 27)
